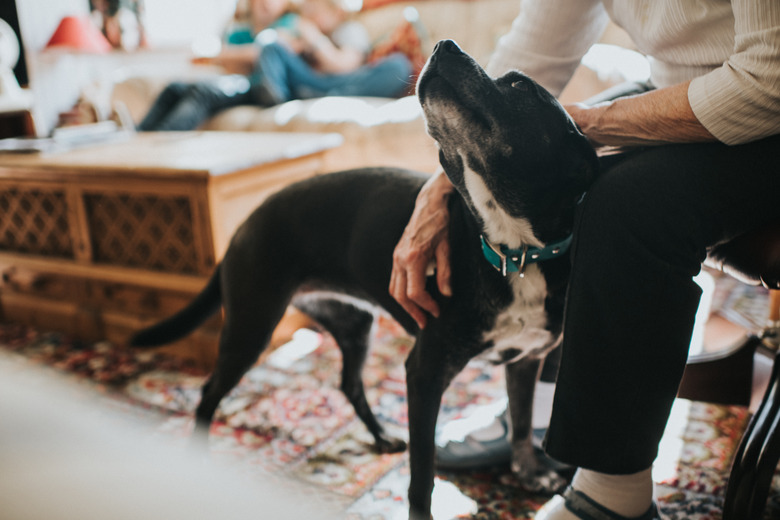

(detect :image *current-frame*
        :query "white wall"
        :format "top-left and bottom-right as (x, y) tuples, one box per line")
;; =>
(144, 0), (237, 47)
(15, 0), (88, 53)
(13, 0), (91, 135)
(15, 0), (238, 53)
(12, 0), (237, 136)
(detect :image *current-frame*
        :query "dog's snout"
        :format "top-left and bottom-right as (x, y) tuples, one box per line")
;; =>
(434, 39), (463, 55)
(420, 40), (467, 94)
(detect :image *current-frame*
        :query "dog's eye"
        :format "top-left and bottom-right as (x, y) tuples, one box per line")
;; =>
(512, 80), (529, 92)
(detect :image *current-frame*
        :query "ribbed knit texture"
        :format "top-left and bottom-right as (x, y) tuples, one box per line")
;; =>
(486, 0), (780, 145)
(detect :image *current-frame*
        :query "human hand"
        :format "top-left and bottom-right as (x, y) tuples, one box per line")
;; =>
(191, 56), (216, 65)
(564, 102), (606, 148)
(296, 18), (328, 49)
(389, 170), (454, 329)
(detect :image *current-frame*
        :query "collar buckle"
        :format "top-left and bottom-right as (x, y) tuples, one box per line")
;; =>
(482, 235), (529, 277)
(510, 246), (529, 278)
(480, 233), (572, 278)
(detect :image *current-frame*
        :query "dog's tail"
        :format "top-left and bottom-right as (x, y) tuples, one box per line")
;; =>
(130, 265), (222, 348)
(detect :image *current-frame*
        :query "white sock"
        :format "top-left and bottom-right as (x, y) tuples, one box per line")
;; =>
(571, 467), (654, 517)
(535, 467), (654, 520)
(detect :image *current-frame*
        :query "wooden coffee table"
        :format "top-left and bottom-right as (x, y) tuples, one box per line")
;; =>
(0, 131), (342, 368)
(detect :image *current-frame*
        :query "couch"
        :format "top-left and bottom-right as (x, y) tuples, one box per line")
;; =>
(110, 0), (640, 173)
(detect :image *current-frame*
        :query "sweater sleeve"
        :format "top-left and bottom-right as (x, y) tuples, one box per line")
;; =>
(485, 0), (609, 97)
(688, 1), (780, 145)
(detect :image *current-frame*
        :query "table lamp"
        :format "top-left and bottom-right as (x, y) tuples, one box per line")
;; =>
(45, 15), (112, 53)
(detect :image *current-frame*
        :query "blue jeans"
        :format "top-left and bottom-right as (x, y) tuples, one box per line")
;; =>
(253, 42), (413, 103)
(138, 44), (413, 132)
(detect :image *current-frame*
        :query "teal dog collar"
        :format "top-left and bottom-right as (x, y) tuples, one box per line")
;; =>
(480, 234), (572, 277)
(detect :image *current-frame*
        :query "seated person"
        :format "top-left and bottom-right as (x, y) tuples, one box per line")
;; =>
(137, 0), (413, 131)
(250, 0), (412, 105)
(90, 0), (146, 51)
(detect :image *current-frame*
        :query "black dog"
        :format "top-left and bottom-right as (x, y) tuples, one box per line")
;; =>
(132, 40), (598, 519)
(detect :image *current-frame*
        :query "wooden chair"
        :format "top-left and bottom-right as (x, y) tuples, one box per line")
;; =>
(678, 221), (780, 520)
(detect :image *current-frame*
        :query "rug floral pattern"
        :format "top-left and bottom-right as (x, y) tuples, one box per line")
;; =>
(0, 306), (776, 519)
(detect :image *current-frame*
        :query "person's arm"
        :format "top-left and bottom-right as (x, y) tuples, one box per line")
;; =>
(686, 0), (780, 145)
(565, 80), (715, 148)
(389, 168), (454, 329)
(192, 44), (259, 75)
(390, 0), (607, 327)
(486, 0), (608, 94)
(570, 0), (780, 148)
(297, 19), (364, 73)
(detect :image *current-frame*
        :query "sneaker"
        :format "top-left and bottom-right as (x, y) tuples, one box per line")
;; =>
(535, 488), (667, 520)
(435, 410), (512, 470)
(435, 406), (566, 473)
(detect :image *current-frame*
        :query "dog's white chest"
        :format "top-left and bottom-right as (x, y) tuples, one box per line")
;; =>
(459, 161), (557, 363)
(479, 268), (554, 364)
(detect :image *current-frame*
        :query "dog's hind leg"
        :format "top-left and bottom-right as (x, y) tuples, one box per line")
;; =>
(194, 269), (295, 443)
(293, 294), (407, 454)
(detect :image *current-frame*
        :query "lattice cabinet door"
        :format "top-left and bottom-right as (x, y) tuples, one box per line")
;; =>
(83, 191), (210, 275)
(1, 180), (215, 276)
(0, 183), (76, 260)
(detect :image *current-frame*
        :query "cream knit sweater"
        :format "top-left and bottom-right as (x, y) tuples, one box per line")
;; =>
(486, 0), (780, 145)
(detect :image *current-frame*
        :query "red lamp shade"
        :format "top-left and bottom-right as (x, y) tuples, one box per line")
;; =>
(45, 16), (112, 53)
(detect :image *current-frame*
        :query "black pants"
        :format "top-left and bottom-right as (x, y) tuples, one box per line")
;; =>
(137, 77), (253, 132)
(543, 133), (780, 474)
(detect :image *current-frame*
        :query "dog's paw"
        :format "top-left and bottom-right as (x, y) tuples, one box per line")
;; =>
(514, 466), (568, 495)
(511, 447), (570, 495)
(374, 435), (407, 454)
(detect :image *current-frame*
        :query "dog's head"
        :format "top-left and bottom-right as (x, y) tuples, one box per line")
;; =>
(417, 40), (598, 248)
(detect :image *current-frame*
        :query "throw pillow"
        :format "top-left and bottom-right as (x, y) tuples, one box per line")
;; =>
(367, 11), (428, 95)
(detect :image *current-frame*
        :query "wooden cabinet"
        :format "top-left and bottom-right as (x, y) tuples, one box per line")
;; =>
(0, 131), (341, 368)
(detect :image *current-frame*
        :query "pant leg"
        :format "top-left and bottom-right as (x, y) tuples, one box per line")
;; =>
(322, 53), (413, 98)
(136, 82), (190, 131)
(139, 77), (252, 131)
(543, 134), (780, 474)
(255, 44), (413, 101)
(252, 42), (309, 103)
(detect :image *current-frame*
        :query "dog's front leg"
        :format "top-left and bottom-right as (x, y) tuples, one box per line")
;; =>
(506, 358), (543, 482)
(405, 332), (469, 520)
(505, 356), (568, 494)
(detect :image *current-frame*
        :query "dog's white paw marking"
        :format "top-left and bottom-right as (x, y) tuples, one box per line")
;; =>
(511, 449), (568, 494)
(519, 468), (568, 495)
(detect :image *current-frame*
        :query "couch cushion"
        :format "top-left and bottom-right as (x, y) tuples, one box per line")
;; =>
(200, 95), (439, 172)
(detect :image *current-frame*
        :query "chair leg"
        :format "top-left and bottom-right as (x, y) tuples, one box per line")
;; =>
(771, 290), (780, 323)
(677, 334), (759, 406)
(723, 348), (780, 520)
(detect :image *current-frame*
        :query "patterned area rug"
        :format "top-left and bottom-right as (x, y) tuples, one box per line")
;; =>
(0, 288), (776, 519)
